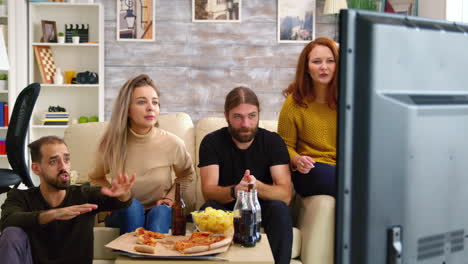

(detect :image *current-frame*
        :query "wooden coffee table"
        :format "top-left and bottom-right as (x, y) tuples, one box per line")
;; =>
(115, 234), (274, 264)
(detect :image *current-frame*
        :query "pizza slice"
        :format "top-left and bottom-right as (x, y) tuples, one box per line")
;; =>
(173, 232), (231, 254)
(134, 227), (166, 239)
(136, 234), (157, 247)
(134, 245), (155, 254)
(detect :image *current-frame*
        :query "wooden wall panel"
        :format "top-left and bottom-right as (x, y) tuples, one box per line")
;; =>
(97, 0), (335, 123)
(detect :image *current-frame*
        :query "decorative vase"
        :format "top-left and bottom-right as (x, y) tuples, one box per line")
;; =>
(0, 5), (6, 17)
(0, 80), (7, 91)
(72, 36), (80, 44)
(54, 68), (64, 84)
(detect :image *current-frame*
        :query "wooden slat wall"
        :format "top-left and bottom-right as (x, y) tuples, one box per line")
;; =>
(98, 0), (335, 123)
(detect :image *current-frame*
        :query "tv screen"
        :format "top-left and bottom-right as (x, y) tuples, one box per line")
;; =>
(336, 9), (468, 264)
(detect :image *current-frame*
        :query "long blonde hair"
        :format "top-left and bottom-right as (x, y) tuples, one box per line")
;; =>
(98, 74), (160, 174)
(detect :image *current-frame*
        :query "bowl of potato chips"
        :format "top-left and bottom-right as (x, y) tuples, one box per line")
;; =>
(191, 207), (234, 234)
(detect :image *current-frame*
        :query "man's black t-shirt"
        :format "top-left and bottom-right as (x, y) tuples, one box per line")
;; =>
(198, 127), (290, 186)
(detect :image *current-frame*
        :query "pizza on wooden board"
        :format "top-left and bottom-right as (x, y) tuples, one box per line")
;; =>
(173, 232), (232, 254)
(134, 227), (166, 239)
(133, 227), (166, 252)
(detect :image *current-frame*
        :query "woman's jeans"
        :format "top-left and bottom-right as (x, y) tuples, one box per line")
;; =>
(292, 162), (336, 197)
(105, 198), (172, 234)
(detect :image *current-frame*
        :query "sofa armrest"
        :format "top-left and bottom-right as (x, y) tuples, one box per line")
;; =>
(93, 227), (120, 260)
(296, 195), (335, 264)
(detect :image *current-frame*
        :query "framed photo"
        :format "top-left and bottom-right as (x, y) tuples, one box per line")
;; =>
(41, 20), (57, 43)
(278, 0), (315, 43)
(192, 0), (241, 22)
(383, 0), (418, 16)
(117, 0), (155, 41)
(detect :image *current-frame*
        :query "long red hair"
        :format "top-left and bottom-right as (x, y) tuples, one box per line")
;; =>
(283, 37), (339, 109)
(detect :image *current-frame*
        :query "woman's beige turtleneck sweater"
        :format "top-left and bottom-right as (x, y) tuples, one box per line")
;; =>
(89, 127), (194, 209)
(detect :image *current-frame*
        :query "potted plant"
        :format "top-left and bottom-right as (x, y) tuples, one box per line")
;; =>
(72, 30), (80, 44)
(58, 32), (65, 44)
(0, 0), (6, 17)
(348, 0), (378, 10)
(0, 73), (7, 91)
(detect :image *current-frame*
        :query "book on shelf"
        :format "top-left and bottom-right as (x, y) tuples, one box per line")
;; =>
(44, 114), (69, 118)
(43, 112), (69, 115)
(42, 111), (70, 126)
(2, 103), (7, 127)
(42, 118), (69, 125)
(0, 102), (6, 127)
(43, 121), (68, 126)
(43, 112), (69, 119)
(43, 118), (69, 122)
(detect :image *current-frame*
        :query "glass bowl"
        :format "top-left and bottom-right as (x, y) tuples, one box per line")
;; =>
(191, 207), (234, 234)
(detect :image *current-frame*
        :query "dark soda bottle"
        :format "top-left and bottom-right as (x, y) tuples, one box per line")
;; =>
(171, 183), (186, 236)
(240, 191), (257, 247)
(233, 190), (245, 244)
(252, 189), (262, 242)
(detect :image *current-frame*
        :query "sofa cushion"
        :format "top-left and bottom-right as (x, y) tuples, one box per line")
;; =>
(297, 195), (335, 264)
(93, 227), (119, 260)
(291, 226), (301, 259)
(64, 121), (108, 184)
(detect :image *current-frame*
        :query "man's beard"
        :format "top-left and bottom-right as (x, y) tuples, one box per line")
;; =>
(227, 121), (258, 143)
(44, 170), (70, 190)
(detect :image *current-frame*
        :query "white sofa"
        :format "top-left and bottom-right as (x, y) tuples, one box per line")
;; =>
(64, 112), (335, 264)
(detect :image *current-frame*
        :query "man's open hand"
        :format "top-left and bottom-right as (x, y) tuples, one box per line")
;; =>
(39, 204), (98, 224)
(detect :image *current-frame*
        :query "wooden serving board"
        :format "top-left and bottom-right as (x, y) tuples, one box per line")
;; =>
(105, 232), (233, 257)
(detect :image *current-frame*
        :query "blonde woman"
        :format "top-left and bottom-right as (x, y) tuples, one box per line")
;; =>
(89, 74), (194, 234)
(278, 37), (338, 198)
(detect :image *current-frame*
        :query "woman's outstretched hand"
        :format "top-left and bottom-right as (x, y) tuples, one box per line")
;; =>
(101, 173), (136, 202)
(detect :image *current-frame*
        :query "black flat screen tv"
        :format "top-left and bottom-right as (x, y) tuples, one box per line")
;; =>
(336, 9), (468, 264)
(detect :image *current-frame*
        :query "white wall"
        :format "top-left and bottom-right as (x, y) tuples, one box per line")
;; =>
(419, 0), (468, 22)
(418, 0), (446, 20)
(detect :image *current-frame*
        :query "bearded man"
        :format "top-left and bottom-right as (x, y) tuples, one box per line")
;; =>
(0, 136), (135, 264)
(198, 87), (293, 264)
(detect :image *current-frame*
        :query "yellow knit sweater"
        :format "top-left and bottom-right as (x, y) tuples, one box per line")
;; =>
(277, 95), (337, 166)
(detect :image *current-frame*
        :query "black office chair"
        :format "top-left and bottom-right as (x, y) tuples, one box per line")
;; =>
(0, 83), (40, 194)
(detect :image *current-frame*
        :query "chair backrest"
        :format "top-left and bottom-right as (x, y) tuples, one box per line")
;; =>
(6, 83), (41, 187)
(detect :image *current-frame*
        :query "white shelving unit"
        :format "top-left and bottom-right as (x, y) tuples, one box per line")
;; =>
(0, 0), (11, 168)
(28, 2), (104, 142)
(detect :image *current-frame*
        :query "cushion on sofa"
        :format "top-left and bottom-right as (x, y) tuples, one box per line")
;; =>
(93, 227), (119, 260)
(297, 195), (335, 264)
(64, 121), (108, 185)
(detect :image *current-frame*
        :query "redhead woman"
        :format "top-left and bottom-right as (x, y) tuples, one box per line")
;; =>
(278, 37), (338, 197)
(89, 74), (194, 234)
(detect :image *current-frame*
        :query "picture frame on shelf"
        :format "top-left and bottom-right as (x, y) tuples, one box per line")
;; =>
(383, 0), (418, 16)
(41, 20), (58, 43)
(192, 0), (241, 22)
(277, 0), (315, 43)
(117, 0), (155, 41)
